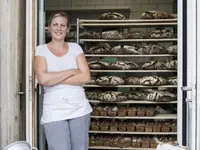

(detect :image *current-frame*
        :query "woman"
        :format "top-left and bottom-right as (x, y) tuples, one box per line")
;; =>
(34, 12), (92, 150)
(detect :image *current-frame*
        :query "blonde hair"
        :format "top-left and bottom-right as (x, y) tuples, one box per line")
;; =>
(47, 12), (70, 27)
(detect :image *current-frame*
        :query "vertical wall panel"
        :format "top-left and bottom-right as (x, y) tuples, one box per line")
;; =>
(0, 0), (25, 149)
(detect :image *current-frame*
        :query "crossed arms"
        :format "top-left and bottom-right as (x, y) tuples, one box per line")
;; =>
(34, 53), (91, 86)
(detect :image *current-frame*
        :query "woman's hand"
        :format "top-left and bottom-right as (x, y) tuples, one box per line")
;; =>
(61, 53), (91, 85)
(35, 56), (80, 86)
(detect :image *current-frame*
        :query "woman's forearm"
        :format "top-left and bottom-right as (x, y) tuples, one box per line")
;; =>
(61, 72), (90, 86)
(37, 69), (79, 86)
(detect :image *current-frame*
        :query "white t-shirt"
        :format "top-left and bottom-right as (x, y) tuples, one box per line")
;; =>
(35, 42), (92, 124)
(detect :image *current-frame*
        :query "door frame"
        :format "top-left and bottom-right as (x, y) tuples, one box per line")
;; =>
(25, 0), (38, 147)
(184, 0), (198, 149)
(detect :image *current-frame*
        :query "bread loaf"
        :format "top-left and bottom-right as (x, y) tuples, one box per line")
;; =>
(108, 106), (118, 117)
(110, 121), (119, 131)
(139, 76), (167, 85)
(124, 77), (140, 85)
(88, 61), (110, 69)
(86, 43), (110, 54)
(146, 90), (176, 102)
(102, 30), (124, 40)
(167, 45), (177, 54)
(111, 61), (139, 70)
(148, 29), (174, 38)
(99, 12), (126, 20)
(141, 11), (177, 19)
(98, 91), (127, 102)
(91, 120), (100, 131)
(127, 91), (147, 100)
(139, 44), (166, 54)
(96, 76), (125, 85)
(167, 76), (177, 85)
(126, 31), (145, 39)
(118, 137), (132, 148)
(100, 121), (110, 131)
(142, 60), (166, 70)
(165, 60), (177, 70)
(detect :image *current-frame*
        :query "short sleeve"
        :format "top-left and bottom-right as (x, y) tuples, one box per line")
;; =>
(35, 45), (46, 57)
(72, 43), (84, 56)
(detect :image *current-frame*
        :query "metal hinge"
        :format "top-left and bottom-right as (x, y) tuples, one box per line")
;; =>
(17, 92), (25, 95)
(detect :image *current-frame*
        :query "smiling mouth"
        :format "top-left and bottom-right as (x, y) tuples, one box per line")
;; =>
(55, 32), (63, 35)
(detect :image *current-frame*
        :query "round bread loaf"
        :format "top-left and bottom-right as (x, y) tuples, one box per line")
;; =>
(96, 76), (125, 85)
(167, 45), (177, 54)
(146, 90), (176, 102)
(126, 31), (145, 39)
(86, 92), (99, 100)
(165, 60), (177, 69)
(139, 76), (167, 85)
(110, 45), (123, 54)
(79, 32), (101, 39)
(123, 45), (139, 54)
(126, 91), (147, 100)
(167, 76), (177, 85)
(124, 77), (140, 85)
(148, 29), (173, 38)
(141, 11), (177, 19)
(142, 60), (166, 70)
(111, 61), (139, 70)
(102, 30), (124, 40)
(99, 12), (126, 20)
(87, 43), (110, 54)
(139, 44), (166, 54)
(88, 61), (110, 69)
(98, 91), (127, 102)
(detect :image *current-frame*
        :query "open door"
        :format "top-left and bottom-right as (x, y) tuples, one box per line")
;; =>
(25, 0), (38, 147)
(181, 0), (198, 150)
(196, 0), (200, 149)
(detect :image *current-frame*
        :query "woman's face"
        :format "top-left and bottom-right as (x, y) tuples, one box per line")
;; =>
(49, 16), (68, 41)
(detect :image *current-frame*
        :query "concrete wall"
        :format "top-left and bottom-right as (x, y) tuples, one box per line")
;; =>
(0, 0), (26, 148)
(46, 0), (174, 19)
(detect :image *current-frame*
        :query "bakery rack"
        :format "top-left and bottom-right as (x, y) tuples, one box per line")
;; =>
(77, 18), (178, 150)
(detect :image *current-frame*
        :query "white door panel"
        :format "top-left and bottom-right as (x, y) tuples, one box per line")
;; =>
(182, 0), (197, 150)
(196, 0), (200, 149)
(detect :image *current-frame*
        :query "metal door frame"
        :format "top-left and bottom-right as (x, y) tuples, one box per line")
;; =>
(182, 0), (198, 150)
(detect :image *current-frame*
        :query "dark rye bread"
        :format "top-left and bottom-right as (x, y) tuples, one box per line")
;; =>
(165, 60), (177, 70)
(86, 91), (99, 100)
(167, 45), (177, 54)
(126, 91), (147, 100)
(141, 11), (177, 19)
(139, 76), (167, 85)
(138, 44), (166, 54)
(111, 61), (139, 70)
(125, 31), (146, 39)
(167, 76), (177, 85)
(124, 77), (140, 85)
(146, 90), (176, 102)
(123, 45), (139, 54)
(98, 91), (127, 102)
(88, 61), (110, 69)
(79, 32), (101, 39)
(86, 43), (110, 54)
(99, 12), (126, 20)
(96, 76), (125, 86)
(148, 29), (174, 38)
(102, 30), (124, 40)
(142, 60), (166, 70)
